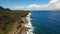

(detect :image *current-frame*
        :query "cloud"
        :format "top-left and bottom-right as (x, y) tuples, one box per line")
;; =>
(48, 0), (60, 9)
(12, 0), (60, 10)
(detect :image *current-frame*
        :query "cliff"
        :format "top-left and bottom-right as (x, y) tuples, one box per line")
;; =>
(0, 6), (29, 34)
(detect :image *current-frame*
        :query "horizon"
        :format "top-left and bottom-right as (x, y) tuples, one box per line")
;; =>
(0, 0), (60, 10)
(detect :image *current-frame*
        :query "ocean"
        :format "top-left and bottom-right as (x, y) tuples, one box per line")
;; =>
(30, 10), (60, 34)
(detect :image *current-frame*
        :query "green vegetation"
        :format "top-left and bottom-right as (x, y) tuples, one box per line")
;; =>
(0, 6), (29, 34)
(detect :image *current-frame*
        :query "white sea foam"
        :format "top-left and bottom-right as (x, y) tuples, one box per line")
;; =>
(26, 13), (35, 34)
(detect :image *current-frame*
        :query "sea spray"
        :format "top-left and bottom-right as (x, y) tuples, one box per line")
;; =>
(26, 13), (34, 34)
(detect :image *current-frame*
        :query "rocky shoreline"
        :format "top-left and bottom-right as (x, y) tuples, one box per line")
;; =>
(0, 6), (30, 34)
(7, 14), (30, 34)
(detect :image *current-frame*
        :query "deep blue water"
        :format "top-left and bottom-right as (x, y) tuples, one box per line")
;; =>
(30, 10), (60, 34)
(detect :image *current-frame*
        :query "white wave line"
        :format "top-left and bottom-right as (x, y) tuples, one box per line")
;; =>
(26, 13), (35, 34)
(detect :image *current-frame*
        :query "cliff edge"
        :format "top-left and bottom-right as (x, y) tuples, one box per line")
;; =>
(0, 6), (29, 34)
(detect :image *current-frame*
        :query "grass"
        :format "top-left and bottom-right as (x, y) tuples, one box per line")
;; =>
(0, 6), (29, 34)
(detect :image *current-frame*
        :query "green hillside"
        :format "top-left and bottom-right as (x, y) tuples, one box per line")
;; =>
(0, 6), (29, 34)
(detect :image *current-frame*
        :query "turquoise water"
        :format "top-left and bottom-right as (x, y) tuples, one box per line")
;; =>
(30, 10), (60, 34)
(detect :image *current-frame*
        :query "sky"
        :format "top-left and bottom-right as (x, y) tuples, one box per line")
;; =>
(0, 0), (60, 10)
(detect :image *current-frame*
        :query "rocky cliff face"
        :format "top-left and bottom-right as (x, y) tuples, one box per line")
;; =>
(0, 6), (29, 34)
(7, 17), (29, 34)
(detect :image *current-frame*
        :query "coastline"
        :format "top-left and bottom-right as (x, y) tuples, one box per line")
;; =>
(0, 6), (34, 34)
(26, 13), (34, 34)
(20, 13), (34, 34)
(8, 13), (34, 34)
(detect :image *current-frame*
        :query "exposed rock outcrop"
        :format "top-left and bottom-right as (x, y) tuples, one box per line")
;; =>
(7, 17), (29, 34)
(0, 6), (29, 34)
